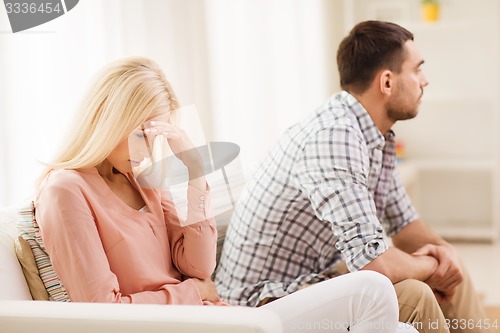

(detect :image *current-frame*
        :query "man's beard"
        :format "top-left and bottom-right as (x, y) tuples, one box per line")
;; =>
(387, 88), (423, 122)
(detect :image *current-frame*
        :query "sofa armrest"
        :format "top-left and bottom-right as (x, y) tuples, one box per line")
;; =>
(0, 301), (282, 333)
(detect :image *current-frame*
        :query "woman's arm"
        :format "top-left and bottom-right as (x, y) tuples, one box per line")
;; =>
(163, 185), (217, 280)
(145, 121), (218, 279)
(36, 177), (203, 304)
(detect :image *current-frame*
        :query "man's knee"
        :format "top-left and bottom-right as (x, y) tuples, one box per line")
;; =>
(395, 279), (436, 307)
(395, 278), (448, 328)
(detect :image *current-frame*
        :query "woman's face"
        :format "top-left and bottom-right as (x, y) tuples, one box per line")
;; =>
(107, 112), (171, 174)
(105, 135), (144, 174)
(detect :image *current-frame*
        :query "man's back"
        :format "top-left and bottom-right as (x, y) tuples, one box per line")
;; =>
(215, 91), (412, 306)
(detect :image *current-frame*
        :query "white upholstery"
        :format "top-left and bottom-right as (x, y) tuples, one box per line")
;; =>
(0, 206), (32, 300)
(0, 206), (282, 332)
(0, 301), (282, 333)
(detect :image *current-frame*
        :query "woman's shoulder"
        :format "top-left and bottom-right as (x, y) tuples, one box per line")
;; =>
(47, 168), (93, 185)
(39, 168), (98, 197)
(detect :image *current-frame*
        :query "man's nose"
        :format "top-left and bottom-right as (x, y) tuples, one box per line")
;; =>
(421, 73), (429, 88)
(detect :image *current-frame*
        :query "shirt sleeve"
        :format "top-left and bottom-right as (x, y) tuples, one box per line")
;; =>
(36, 177), (203, 305)
(294, 125), (388, 272)
(382, 168), (419, 237)
(162, 184), (217, 280)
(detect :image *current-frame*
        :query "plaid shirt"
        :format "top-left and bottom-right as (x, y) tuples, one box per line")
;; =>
(215, 91), (419, 306)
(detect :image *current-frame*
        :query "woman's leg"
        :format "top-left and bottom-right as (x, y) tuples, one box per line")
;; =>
(262, 270), (416, 333)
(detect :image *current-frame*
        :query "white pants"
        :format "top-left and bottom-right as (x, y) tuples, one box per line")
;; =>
(262, 270), (417, 333)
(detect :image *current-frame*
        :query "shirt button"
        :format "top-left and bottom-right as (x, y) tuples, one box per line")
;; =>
(199, 203), (205, 208)
(199, 195), (205, 201)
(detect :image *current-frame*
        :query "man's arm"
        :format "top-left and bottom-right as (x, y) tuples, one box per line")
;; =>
(390, 219), (463, 303)
(362, 218), (464, 295)
(391, 219), (446, 253)
(382, 167), (463, 302)
(361, 247), (438, 283)
(362, 220), (463, 303)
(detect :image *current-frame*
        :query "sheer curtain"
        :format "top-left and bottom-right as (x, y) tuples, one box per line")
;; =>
(0, 0), (211, 206)
(0, 0), (343, 207)
(204, 0), (342, 174)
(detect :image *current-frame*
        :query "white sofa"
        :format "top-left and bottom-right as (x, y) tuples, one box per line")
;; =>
(0, 205), (283, 333)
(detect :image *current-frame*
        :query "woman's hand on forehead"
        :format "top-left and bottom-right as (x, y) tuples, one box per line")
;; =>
(143, 120), (167, 135)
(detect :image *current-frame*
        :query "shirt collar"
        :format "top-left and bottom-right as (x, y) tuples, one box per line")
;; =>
(338, 91), (387, 150)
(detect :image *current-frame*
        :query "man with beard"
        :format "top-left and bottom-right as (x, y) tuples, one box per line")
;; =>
(216, 20), (489, 333)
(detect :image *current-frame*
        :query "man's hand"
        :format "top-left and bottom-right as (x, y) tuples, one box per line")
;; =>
(412, 243), (463, 303)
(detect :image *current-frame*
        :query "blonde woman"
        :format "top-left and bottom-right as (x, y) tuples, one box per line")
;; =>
(35, 57), (416, 333)
(36, 56), (221, 305)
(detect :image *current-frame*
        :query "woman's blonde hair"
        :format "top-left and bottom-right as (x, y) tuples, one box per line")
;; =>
(38, 56), (179, 184)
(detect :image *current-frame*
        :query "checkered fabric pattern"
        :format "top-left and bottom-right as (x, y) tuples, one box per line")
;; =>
(215, 91), (419, 306)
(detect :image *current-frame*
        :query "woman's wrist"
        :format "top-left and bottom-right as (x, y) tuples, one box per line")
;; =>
(188, 176), (207, 192)
(191, 277), (206, 300)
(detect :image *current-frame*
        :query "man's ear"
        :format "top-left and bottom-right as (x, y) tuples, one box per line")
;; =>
(379, 69), (393, 96)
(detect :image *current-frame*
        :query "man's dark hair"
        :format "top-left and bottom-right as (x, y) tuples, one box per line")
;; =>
(337, 20), (414, 94)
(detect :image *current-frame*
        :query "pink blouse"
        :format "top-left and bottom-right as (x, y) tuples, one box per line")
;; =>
(35, 168), (217, 305)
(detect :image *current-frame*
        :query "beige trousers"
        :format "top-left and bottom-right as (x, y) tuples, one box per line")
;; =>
(394, 264), (490, 333)
(261, 261), (490, 333)
(330, 261), (490, 333)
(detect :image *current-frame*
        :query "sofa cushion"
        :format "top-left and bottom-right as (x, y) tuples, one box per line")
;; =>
(15, 236), (49, 300)
(0, 206), (32, 300)
(17, 201), (70, 302)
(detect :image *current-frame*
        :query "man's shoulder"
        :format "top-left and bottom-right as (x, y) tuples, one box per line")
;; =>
(294, 94), (362, 141)
(309, 92), (359, 128)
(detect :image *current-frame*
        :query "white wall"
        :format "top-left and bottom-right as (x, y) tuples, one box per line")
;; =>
(0, 0), (344, 207)
(0, 0), (212, 206)
(204, 0), (343, 173)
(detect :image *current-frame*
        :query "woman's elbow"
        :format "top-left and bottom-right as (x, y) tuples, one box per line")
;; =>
(179, 257), (216, 280)
(191, 260), (217, 279)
